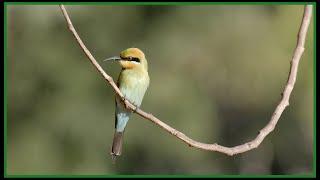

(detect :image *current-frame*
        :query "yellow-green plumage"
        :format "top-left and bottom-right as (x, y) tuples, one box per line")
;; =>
(107, 48), (149, 160)
(115, 68), (149, 132)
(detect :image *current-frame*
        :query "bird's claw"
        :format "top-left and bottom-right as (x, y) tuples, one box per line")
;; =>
(125, 103), (131, 110)
(121, 95), (139, 112)
(121, 95), (126, 103)
(121, 96), (130, 109)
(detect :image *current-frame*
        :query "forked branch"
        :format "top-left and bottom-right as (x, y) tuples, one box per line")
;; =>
(59, 5), (312, 156)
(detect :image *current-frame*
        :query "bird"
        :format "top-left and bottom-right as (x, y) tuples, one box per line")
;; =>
(104, 48), (150, 162)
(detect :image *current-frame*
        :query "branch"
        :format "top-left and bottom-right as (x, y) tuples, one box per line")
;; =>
(59, 5), (312, 156)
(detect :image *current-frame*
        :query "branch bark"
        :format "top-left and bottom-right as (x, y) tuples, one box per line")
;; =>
(59, 5), (313, 156)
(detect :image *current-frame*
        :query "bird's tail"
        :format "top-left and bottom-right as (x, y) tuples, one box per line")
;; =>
(111, 131), (124, 162)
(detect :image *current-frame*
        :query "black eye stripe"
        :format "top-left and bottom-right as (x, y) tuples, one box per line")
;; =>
(121, 56), (140, 62)
(119, 54), (141, 63)
(131, 57), (140, 62)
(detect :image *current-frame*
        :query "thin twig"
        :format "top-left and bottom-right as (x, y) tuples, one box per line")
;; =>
(59, 5), (312, 156)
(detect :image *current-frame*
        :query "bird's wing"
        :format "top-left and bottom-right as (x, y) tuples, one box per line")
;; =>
(114, 72), (121, 129)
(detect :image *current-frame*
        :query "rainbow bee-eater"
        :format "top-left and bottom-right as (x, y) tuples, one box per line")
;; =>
(104, 48), (150, 161)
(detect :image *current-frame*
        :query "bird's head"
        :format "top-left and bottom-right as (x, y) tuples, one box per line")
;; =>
(104, 48), (148, 71)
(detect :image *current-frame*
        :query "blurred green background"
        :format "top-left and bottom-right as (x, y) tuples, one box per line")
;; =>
(6, 4), (314, 175)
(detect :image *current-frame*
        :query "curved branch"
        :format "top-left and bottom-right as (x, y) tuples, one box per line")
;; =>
(59, 5), (312, 156)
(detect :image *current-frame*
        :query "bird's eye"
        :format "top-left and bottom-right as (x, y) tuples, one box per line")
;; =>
(126, 56), (140, 63)
(132, 57), (140, 63)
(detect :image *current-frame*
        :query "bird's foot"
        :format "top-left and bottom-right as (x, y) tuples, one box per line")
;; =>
(121, 95), (126, 104)
(121, 96), (139, 112)
(121, 96), (130, 110)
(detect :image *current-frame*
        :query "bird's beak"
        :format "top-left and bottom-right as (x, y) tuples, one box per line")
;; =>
(103, 56), (122, 62)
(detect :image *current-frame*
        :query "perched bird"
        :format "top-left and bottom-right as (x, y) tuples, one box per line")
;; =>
(104, 48), (150, 161)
